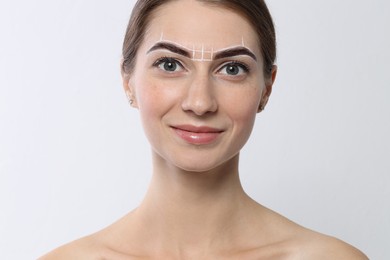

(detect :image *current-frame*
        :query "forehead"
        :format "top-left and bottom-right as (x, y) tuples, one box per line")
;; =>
(142, 0), (260, 55)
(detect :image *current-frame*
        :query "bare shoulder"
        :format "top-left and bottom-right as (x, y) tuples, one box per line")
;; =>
(38, 233), (143, 260)
(38, 235), (103, 260)
(298, 230), (368, 260)
(250, 205), (368, 259)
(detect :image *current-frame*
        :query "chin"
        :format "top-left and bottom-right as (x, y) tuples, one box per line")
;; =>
(177, 164), (219, 173)
(167, 153), (238, 174)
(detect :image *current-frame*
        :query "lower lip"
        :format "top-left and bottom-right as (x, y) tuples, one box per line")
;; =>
(173, 128), (222, 145)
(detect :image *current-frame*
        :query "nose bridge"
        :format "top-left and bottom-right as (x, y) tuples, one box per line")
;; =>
(181, 70), (217, 115)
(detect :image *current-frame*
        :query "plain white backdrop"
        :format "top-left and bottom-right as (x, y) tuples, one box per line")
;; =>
(0, 0), (389, 259)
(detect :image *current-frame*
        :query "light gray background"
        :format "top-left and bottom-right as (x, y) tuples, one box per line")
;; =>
(0, 0), (389, 259)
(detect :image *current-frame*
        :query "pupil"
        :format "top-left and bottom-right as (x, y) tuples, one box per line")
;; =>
(227, 65), (239, 75)
(164, 61), (176, 71)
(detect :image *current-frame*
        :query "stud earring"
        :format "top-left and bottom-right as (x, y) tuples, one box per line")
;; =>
(129, 99), (134, 105)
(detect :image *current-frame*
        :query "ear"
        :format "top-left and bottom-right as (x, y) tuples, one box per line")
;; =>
(258, 65), (277, 113)
(121, 61), (138, 108)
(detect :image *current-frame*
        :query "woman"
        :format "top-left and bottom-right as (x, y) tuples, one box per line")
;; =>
(41, 0), (368, 259)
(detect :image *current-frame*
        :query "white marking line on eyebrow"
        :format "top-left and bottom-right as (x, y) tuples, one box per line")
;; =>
(149, 39), (194, 54)
(195, 50), (213, 53)
(149, 35), (255, 62)
(192, 59), (213, 61)
(212, 44), (254, 54)
(148, 40), (214, 61)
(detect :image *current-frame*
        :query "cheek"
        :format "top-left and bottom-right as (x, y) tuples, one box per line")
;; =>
(135, 76), (181, 123)
(138, 85), (161, 117)
(223, 86), (261, 147)
(135, 78), (172, 150)
(227, 86), (261, 124)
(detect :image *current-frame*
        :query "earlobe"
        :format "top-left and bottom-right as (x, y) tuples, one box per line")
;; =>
(125, 90), (135, 106)
(121, 71), (138, 108)
(257, 97), (268, 113)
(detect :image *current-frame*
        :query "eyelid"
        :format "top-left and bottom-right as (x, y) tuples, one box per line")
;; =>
(152, 56), (186, 72)
(151, 55), (251, 77)
(216, 60), (250, 74)
(153, 56), (183, 66)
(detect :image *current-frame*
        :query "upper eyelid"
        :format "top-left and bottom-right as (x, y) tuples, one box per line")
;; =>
(217, 61), (250, 71)
(214, 57), (254, 71)
(216, 55), (254, 63)
(152, 55), (251, 72)
(154, 56), (197, 72)
(153, 57), (187, 73)
(154, 57), (184, 66)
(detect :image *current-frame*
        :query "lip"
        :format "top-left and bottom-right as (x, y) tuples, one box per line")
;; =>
(171, 125), (224, 145)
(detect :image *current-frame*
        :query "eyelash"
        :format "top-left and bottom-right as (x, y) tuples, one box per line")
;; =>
(152, 57), (250, 75)
(220, 61), (250, 73)
(153, 57), (184, 70)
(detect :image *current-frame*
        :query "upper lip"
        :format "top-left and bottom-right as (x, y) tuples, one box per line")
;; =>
(172, 125), (224, 133)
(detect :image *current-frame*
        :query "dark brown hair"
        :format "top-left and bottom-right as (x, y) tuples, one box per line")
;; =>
(122, 0), (276, 78)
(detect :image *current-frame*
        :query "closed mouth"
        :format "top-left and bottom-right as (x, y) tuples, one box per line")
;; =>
(171, 125), (223, 133)
(171, 125), (224, 145)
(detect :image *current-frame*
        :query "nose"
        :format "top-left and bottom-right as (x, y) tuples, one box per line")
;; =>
(181, 73), (218, 116)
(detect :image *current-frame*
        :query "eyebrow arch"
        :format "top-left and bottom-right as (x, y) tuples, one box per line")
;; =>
(214, 47), (257, 61)
(147, 42), (190, 58)
(147, 42), (257, 62)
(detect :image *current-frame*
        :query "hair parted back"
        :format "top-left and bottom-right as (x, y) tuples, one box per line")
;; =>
(122, 0), (276, 78)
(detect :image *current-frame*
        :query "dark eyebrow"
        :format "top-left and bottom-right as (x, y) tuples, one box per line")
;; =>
(214, 47), (257, 61)
(147, 42), (190, 58)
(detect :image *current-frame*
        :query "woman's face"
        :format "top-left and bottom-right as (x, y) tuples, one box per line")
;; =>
(124, 0), (275, 172)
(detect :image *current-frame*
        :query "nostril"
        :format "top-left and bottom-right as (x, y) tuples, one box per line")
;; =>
(181, 94), (218, 115)
(181, 79), (218, 115)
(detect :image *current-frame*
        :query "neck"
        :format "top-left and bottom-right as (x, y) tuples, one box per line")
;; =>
(135, 152), (251, 254)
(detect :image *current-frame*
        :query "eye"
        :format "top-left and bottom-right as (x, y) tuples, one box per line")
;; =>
(218, 62), (249, 76)
(154, 57), (184, 73)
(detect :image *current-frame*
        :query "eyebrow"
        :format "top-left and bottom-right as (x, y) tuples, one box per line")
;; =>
(147, 42), (190, 58)
(214, 47), (257, 61)
(147, 42), (257, 61)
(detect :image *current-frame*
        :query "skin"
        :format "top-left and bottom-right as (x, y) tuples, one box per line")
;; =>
(40, 0), (368, 259)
